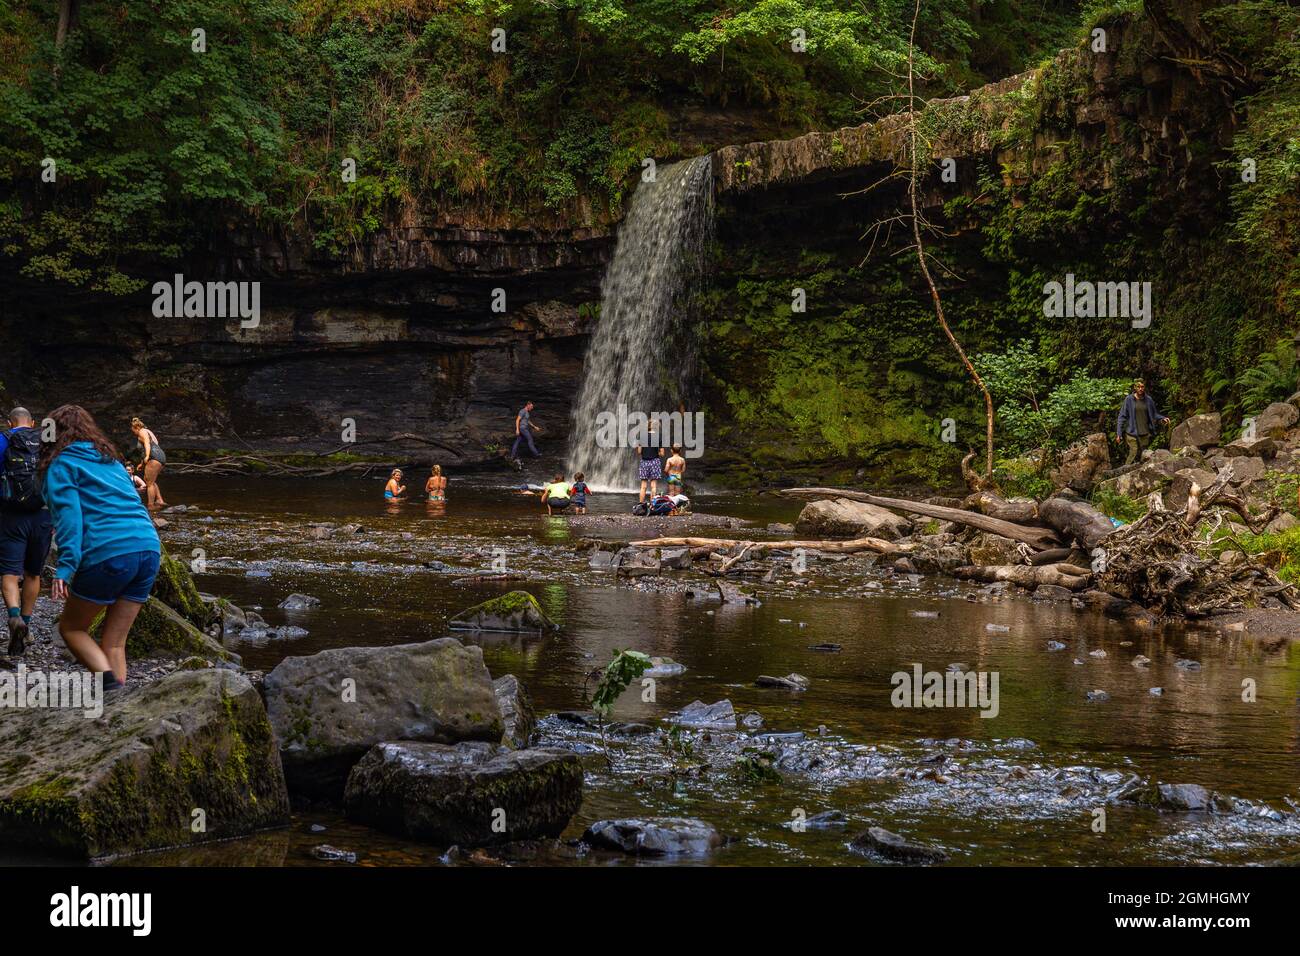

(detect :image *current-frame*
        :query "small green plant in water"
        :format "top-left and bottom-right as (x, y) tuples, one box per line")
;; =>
(588, 649), (652, 768)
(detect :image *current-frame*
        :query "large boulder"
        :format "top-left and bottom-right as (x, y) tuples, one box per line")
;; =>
(493, 675), (536, 749)
(1226, 456), (1266, 485)
(1169, 413), (1221, 450)
(1222, 436), (1277, 459)
(96, 597), (238, 665)
(794, 499), (912, 539)
(0, 670), (288, 858)
(264, 639), (503, 799)
(1050, 433), (1110, 492)
(1113, 462), (1168, 498)
(342, 741), (582, 847)
(448, 591), (558, 633)
(582, 817), (723, 857)
(1253, 402), (1299, 439)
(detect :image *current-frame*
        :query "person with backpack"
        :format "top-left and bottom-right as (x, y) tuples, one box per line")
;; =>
(0, 407), (53, 656)
(42, 405), (161, 691)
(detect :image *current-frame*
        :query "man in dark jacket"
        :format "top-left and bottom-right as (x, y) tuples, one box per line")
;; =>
(1116, 379), (1169, 466)
(0, 406), (53, 656)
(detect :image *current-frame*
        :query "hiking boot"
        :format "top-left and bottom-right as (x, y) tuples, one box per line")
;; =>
(6, 618), (27, 656)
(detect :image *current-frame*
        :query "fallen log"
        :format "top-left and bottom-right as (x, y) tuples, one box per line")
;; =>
(953, 564), (1092, 591)
(963, 492), (1039, 524)
(778, 488), (1063, 550)
(629, 535), (897, 555)
(1037, 497), (1115, 550)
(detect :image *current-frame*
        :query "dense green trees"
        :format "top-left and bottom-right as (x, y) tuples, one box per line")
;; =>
(1, 0), (1078, 289)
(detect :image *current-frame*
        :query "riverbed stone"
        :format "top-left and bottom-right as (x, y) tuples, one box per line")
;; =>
(1170, 413), (1221, 450)
(755, 673), (810, 691)
(343, 741), (582, 847)
(849, 826), (949, 864)
(1123, 782), (1232, 813)
(278, 593), (321, 610)
(0, 669), (289, 859)
(659, 548), (692, 570)
(264, 638), (503, 799)
(582, 817), (723, 857)
(671, 699), (737, 730)
(794, 498), (911, 539)
(448, 591), (558, 633)
(493, 674), (536, 749)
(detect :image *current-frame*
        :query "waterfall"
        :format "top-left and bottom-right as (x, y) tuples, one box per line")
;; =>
(566, 156), (714, 491)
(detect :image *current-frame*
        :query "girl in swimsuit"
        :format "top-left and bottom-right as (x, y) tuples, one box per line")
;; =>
(130, 417), (167, 510)
(425, 465), (447, 502)
(384, 469), (406, 500)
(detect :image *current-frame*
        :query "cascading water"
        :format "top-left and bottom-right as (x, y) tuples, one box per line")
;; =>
(566, 156), (714, 491)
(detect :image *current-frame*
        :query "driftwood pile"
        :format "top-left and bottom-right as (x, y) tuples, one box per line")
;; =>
(629, 469), (1296, 620)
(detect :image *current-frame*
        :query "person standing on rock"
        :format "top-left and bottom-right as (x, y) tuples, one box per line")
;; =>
(0, 407), (54, 656)
(130, 417), (167, 510)
(1117, 379), (1169, 466)
(40, 405), (161, 691)
(511, 401), (542, 460)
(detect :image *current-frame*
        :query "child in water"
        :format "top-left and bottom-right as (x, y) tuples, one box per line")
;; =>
(384, 469), (406, 500)
(425, 465), (447, 502)
(570, 472), (591, 514)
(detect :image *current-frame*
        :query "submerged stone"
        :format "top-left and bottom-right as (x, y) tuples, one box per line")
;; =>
(671, 699), (737, 730)
(849, 826), (948, 864)
(583, 817), (723, 857)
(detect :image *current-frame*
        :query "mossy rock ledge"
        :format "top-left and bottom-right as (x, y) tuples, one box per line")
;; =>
(263, 638), (504, 801)
(0, 669), (289, 859)
(93, 597), (238, 666)
(449, 591), (559, 633)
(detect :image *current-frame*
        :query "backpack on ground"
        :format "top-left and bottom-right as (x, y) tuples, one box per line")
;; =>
(631, 502), (649, 517)
(1, 428), (43, 512)
(647, 495), (675, 517)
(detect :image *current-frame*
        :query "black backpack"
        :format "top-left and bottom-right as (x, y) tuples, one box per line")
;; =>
(1, 428), (44, 513)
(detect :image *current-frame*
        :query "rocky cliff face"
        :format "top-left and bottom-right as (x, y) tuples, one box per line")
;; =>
(5, 211), (614, 466)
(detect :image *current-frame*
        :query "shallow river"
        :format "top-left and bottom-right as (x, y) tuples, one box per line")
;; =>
(115, 476), (1300, 866)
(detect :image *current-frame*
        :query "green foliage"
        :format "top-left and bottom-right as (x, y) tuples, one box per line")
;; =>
(1220, 526), (1300, 585)
(1207, 338), (1300, 422)
(1, 0), (1083, 290)
(992, 455), (1054, 500)
(974, 340), (1129, 454)
(590, 648), (651, 719)
(1090, 485), (1146, 524)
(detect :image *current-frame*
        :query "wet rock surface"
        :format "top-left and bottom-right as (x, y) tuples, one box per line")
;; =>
(0, 670), (289, 859)
(264, 639), (503, 800)
(582, 817), (723, 857)
(343, 741), (582, 847)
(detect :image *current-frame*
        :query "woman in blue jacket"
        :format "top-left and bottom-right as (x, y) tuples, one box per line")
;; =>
(40, 405), (161, 691)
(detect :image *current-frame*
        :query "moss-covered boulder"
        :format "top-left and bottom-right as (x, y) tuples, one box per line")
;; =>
(93, 597), (238, 666)
(0, 669), (289, 859)
(343, 741), (582, 847)
(151, 544), (215, 629)
(448, 591), (558, 633)
(264, 638), (503, 800)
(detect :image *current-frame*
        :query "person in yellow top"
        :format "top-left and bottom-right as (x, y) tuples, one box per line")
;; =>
(539, 473), (571, 515)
